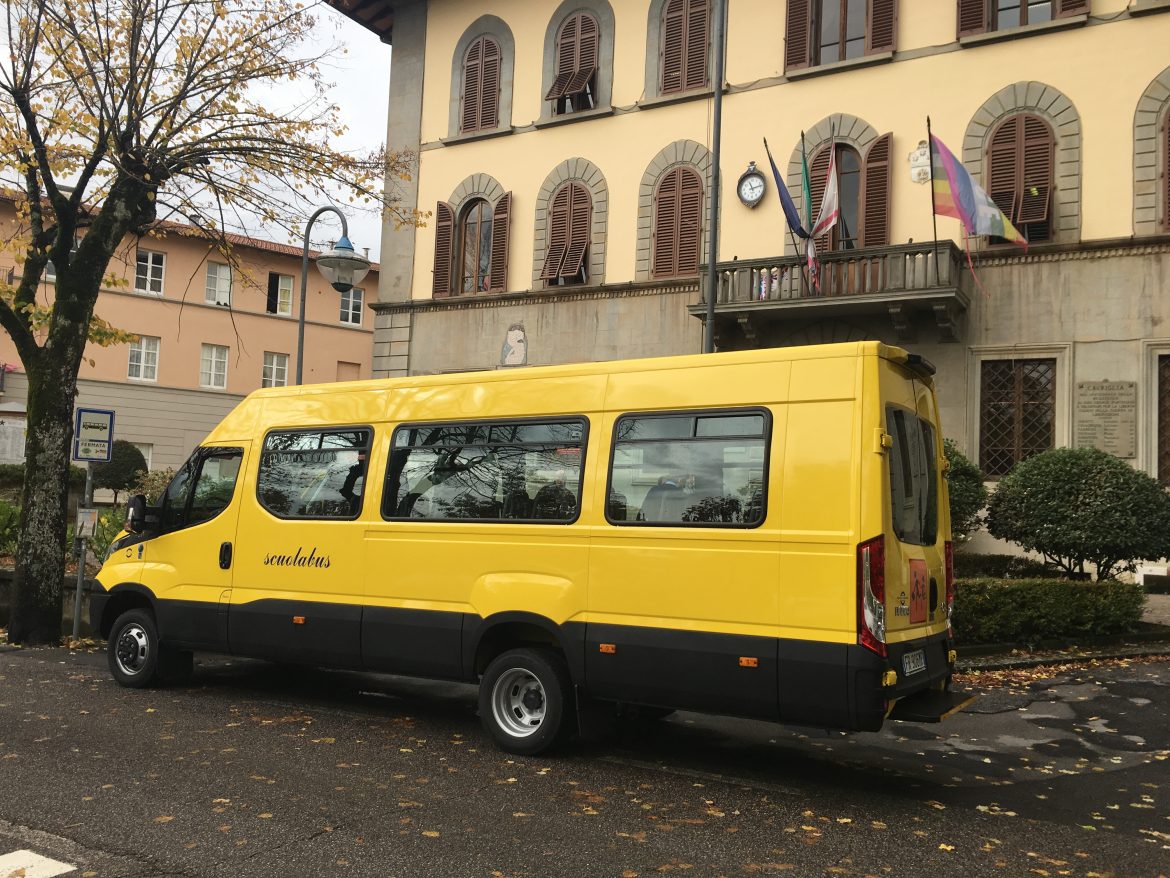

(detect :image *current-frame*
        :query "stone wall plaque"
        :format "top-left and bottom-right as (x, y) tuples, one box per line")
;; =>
(1074, 381), (1137, 458)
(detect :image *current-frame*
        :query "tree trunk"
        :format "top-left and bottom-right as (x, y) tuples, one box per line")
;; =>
(8, 357), (80, 644)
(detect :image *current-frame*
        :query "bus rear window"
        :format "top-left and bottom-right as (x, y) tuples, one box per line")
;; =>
(886, 407), (938, 546)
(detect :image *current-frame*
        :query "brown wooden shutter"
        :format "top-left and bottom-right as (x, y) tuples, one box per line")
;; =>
(563, 184), (592, 278)
(987, 118), (1020, 222)
(540, 186), (571, 280)
(808, 145), (833, 252)
(432, 201), (454, 297)
(480, 38), (501, 130)
(653, 169), (680, 278)
(957, 0), (988, 37)
(565, 14), (600, 96)
(488, 192), (511, 293)
(1056, 0), (1088, 16)
(867, 0), (897, 53)
(546, 15), (578, 100)
(860, 133), (892, 247)
(1164, 113), (1170, 231)
(683, 0), (710, 91)
(677, 168), (704, 275)
(662, 0), (686, 93)
(461, 39), (482, 132)
(785, 0), (812, 71)
(1018, 116), (1054, 225)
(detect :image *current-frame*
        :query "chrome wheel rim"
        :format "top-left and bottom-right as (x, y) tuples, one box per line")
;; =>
(114, 623), (150, 676)
(491, 667), (546, 738)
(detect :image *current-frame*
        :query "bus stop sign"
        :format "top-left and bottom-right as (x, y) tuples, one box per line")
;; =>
(73, 407), (115, 462)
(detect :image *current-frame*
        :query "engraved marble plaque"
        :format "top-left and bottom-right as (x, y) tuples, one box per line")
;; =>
(1074, 381), (1137, 458)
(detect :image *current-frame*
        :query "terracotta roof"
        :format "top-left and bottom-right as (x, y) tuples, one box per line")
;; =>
(327, 0), (394, 43)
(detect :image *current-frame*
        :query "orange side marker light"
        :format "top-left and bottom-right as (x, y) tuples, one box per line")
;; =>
(739, 656), (759, 668)
(292, 616), (306, 625)
(599, 643), (616, 654)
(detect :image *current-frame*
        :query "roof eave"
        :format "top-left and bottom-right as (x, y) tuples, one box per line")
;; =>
(326, 0), (395, 44)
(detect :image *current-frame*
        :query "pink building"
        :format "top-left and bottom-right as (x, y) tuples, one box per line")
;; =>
(0, 203), (379, 472)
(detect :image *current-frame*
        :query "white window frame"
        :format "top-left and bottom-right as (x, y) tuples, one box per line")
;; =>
(262, 351), (289, 388)
(1143, 339), (1170, 480)
(340, 287), (364, 326)
(967, 344), (1073, 474)
(127, 335), (160, 382)
(205, 262), (232, 306)
(135, 250), (166, 296)
(131, 442), (154, 471)
(277, 274), (293, 316)
(200, 343), (229, 389)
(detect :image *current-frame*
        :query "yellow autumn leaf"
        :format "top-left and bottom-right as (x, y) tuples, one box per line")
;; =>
(422, 830), (440, 838)
(154, 815), (174, 824)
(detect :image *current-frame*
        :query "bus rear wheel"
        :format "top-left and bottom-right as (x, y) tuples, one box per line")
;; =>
(479, 648), (573, 755)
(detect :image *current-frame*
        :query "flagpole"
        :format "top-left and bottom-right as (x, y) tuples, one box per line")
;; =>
(799, 131), (812, 297)
(926, 116), (942, 288)
(702, 0), (727, 354)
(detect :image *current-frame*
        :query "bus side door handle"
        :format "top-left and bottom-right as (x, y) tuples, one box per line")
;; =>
(219, 542), (232, 570)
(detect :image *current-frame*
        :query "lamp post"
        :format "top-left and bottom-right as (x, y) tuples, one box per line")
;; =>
(295, 206), (372, 385)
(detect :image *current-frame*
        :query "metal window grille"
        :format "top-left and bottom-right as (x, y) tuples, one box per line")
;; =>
(1159, 355), (1170, 486)
(979, 357), (1056, 477)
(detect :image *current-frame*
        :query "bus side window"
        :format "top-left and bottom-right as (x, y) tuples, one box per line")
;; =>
(188, 452), (245, 527)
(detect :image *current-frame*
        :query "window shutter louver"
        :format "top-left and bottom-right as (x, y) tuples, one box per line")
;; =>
(546, 16), (579, 100)
(809, 145), (833, 252)
(785, 0), (812, 71)
(860, 133), (892, 247)
(1056, 0), (1088, 16)
(461, 39), (482, 132)
(1018, 116), (1054, 225)
(480, 38), (501, 130)
(563, 184), (592, 278)
(653, 169), (681, 278)
(677, 168), (704, 275)
(432, 201), (455, 297)
(683, 0), (710, 91)
(489, 192), (511, 293)
(540, 187), (572, 280)
(957, 0), (988, 37)
(987, 119), (1021, 223)
(867, 0), (897, 53)
(662, 0), (686, 93)
(572, 13), (600, 93)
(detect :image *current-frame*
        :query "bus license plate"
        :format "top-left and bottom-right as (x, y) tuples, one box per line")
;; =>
(902, 649), (926, 676)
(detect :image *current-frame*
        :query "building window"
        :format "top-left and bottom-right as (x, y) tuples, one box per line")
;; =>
(200, 343), (228, 389)
(339, 288), (364, 325)
(805, 132), (893, 251)
(652, 166), (704, 279)
(986, 113), (1055, 244)
(205, 262), (231, 306)
(608, 410), (768, 526)
(958, 0), (1086, 37)
(128, 335), (160, 382)
(43, 236), (79, 283)
(266, 273), (293, 316)
(131, 442), (153, 471)
(539, 182), (591, 286)
(384, 419), (586, 522)
(979, 358), (1056, 477)
(258, 428), (372, 519)
(461, 35), (501, 133)
(786, 0), (896, 71)
(135, 250), (165, 296)
(262, 352), (288, 388)
(433, 192), (512, 298)
(1159, 355), (1170, 486)
(660, 0), (709, 95)
(547, 12), (599, 114)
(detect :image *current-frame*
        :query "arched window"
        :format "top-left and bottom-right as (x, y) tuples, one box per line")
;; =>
(652, 167), (704, 279)
(432, 192), (511, 297)
(461, 36), (501, 133)
(660, 0), (709, 95)
(458, 200), (493, 294)
(807, 133), (891, 251)
(1163, 108), (1170, 232)
(540, 182), (591, 286)
(987, 113), (1054, 244)
(546, 12), (599, 115)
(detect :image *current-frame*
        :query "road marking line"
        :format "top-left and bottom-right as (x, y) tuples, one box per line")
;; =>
(0, 849), (75, 878)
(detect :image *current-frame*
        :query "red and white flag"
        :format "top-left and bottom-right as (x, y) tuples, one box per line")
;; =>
(811, 148), (840, 240)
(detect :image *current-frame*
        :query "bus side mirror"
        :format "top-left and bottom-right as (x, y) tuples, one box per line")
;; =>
(127, 494), (147, 534)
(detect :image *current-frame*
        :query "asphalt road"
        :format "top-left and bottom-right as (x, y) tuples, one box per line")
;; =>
(0, 647), (1167, 878)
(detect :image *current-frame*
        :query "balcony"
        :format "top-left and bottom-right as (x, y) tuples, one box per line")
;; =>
(689, 241), (972, 345)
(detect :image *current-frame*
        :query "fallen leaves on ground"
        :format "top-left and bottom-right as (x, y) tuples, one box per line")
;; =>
(955, 654), (1168, 689)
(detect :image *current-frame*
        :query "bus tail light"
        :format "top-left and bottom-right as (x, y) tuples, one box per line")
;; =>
(944, 540), (955, 635)
(857, 535), (886, 657)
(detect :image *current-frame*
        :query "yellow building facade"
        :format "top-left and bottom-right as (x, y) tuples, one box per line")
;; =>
(336, 0), (1170, 484)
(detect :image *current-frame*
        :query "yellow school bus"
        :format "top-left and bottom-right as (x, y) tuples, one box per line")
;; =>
(91, 342), (970, 754)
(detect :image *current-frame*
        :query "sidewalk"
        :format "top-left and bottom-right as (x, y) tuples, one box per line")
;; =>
(1144, 592), (1170, 626)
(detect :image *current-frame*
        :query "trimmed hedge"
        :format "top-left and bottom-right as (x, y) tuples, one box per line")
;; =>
(953, 578), (1146, 646)
(954, 552), (1065, 580)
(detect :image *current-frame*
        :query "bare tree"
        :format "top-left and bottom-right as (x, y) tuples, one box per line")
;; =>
(0, 0), (418, 644)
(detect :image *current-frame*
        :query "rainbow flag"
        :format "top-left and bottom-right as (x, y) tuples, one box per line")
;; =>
(930, 134), (1026, 246)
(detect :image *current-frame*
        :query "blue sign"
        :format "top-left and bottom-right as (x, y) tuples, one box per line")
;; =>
(73, 407), (116, 462)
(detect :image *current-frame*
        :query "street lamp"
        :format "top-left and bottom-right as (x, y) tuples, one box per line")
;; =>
(295, 206), (372, 385)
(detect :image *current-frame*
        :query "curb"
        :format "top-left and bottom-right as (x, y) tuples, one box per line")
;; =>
(957, 641), (1170, 672)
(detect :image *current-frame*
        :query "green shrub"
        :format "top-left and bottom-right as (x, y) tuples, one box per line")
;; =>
(93, 440), (147, 504)
(986, 447), (1170, 580)
(89, 506), (126, 562)
(0, 499), (19, 555)
(132, 467), (176, 505)
(0, 463), (87, 501)
(953, 578), (1146, 646)
(953, 552), (1064, 580)
(943, 439), (987, 543)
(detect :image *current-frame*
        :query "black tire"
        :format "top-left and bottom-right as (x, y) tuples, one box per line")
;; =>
(479, 648), (574, 756)
(158, 648), (195, 685)
(107, 608), (162, 688)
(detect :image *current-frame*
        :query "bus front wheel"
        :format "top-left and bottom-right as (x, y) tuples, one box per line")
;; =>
(479, 648), (573, 755)
(108, 608), (162, 688)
